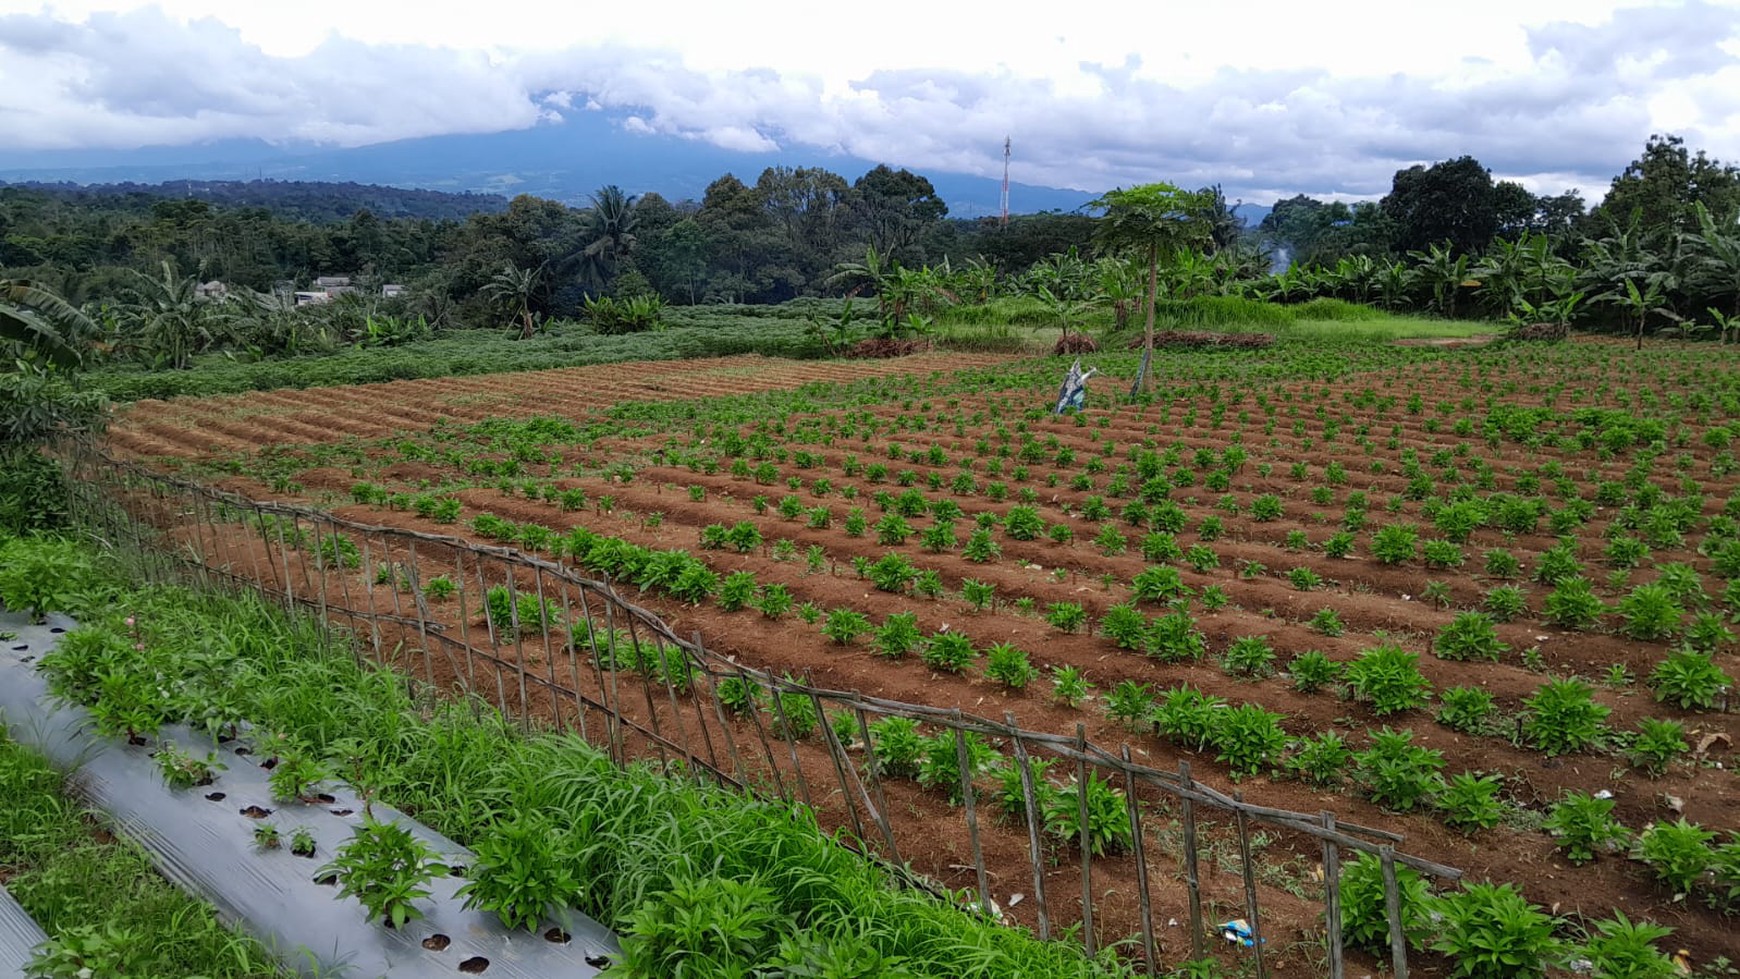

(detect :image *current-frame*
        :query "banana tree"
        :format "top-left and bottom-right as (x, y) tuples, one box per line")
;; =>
(1686, 202), (1740, 323)
(1, 279), (94, 368)
(1407, 242), (1472, 319)
(1607, 277), (1676, 350)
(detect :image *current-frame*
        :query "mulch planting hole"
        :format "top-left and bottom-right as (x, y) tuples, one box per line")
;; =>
(239, 805), (271, 819)
(204, 791), (225, 801)
(542, 928), (570, 944)
(421, 934), (451, 952)
(329, 808), (353, 817)
(233, 746), (252, 757)
(446, 864), (466, 878)
(457, 955), (489, 973)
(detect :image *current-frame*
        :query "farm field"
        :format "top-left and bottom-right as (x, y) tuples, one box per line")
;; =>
(108, 336), (1740, 971)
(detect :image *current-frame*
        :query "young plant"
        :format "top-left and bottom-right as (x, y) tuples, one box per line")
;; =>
(318, 817), (447, 929)
(268, 752), (332, 804)
(1103, 680), (1157, 730)
(821, 607), (871, 646)
(254, 823), (282, 850)
(1435, 772), (1505, 832)
(1353, 727), (1445, 812)
(753, 583), (793, 620)
(1221, 635), (1277, 679)
(1522, 678), (1609, 756)
(1209, 703), (1288, 778)
(457, 809), (584, 932)
(1580, 913), (1678, 979)
(154, 743), (223, 789)
(1288, 650), (1341, 693)
(290, 827), (317, 857)
(1344, 642), (1433, 715)
(1629, 717), (1688, 776)
(1436, 685), (1496, 734)
(1633, 819), (1716, 895)
(867, 716), (925, 778)
(1543, 791), (1630, 865)
(1289, 731), (1352, 787)
(1339, 851), (1433, 953)
(1435, 612), (1509, 662)
(1543, 577), (1606, 630)
(1649, 648), (1732, 709)
(984, 643), (1039, 690)
(1308, 607), (1344, 637)
(1041, 771), (1133, 856)
(873, 612), (922, 660)
(1051, 665), (1092, 708)
(1045, 601), (1087, 633)
(921, 631), (976, 673)
(1429, 882), (1560, 979)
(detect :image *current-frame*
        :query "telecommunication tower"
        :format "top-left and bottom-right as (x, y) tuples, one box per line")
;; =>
(999, 137), (1011, 227)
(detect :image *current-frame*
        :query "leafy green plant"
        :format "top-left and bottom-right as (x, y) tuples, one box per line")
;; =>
(423, 576), (457, 601)
(1041, 771), (1133, 856)
(1221, 635), (1277, 678)
(1435, 612), (1509, 662)
(0, 536), (94, 622)
(1629, 717), (1688, 776)
(457, 809), (583, 932)
(1344, 642), (1433, 715)
(1436, 685), (1496, 734)
(1152, 686), (1225, 750)
(1051, 665), (1091, 708)
(1581, 912), (1678, 979)
(1103, 680), (1156, 730)
(1045, 601), (1087, 633)
(962, 528), (1001, 562)
(1617, 584), (1685, 641)
(1288, 650), (1340, 693)
(1543, 792), (1630, 865)
(714, 676), (763, 717)
(921, 631), (976, 673)
(1353, 727), (1445, 811)
(1634, 819), (1716, 895)
(1430, 881), (1561, 979)
(984, 643), (1039, 690)
(1542, 576), (1606, 630)
(1339, 850), (1433, 953)
(1209, 703), (1287, 778)
(1522, 678), (1610, 756)
(1145, 610), (1207, 663)
(24, 924), (140, 979)
(915, 730), (998, 804)
(1288, 731), (1351, 786)
(1002, 505), (1045, 541)
(753, 583), (793, 619)
(1482, 585), (1526, 622)
(1435, 772), (1505, 832)
(1371, 523), (1419, 564)
(612, 875), (782, 977)
(867, 716), (924, 778)
(253, 823), (282, 850)
(715, 570), (758, 612)
(318, 817), (446, 928)
(153, 743), (222, 789)
(821, 607), (870, 646)
(1649, 648), (1732, 709)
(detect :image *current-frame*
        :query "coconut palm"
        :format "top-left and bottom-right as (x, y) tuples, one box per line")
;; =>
(578, 186), (639, 290)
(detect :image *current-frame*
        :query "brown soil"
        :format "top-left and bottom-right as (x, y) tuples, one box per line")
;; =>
(94, 346), (1740, 975)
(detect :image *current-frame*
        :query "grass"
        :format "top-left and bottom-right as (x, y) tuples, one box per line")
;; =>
(30, 539), (1127, 979)
(0, 733), (280, 977)
(1283, 315), (1498, 341)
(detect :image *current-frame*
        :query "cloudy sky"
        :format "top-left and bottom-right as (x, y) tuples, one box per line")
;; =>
(2, 0), (1738, 202)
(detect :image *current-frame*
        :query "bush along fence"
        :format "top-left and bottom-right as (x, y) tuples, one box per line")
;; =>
(66, 444), (1462, 978)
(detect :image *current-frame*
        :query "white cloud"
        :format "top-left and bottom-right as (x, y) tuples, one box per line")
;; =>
(0, 0), (1737, 201)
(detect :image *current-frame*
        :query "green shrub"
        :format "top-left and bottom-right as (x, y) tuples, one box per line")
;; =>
(1041, 771), (1133, 856)
(1542, 577), (1606, 630)
(1543, 792), (1630, 865)
(1628, 717), (1688, 776)
(457, 809), (583, 932)
(1482, 585), (1527, 622)
(1435, 612), (1508, 661)
(1344, 643), (1433, 715)
(1436, 686), (1496, 734)
(1580, 913), (1678, 979)
(1045, 601), (1087, 633)
(873, 612), (922, 659)
(1522, 678), (1609, 755)
(867, 716), (924, 778)
(1287, 650), (1340, 693)
(821, 607), (871, 645)
(1371, 524), (1419, 564)
(1288, 731), (1350, 786)
(1617, 584), (1684, 641)
(1209, 703), (1287, 778)
(921, 631), (976, 673)
(1648, 648), (1731, 710)
(0, 535), (94, 621)
(1339, 851), (1433, 953)
(1152, 686), (1225, 750)
(1633, 819), (1715, 895)
(1430, 882), (1560, 979)
(984, 643), (1038, 690)
(1103, 680), (1156, 730)
(1435, 772), (1505, 832)
(1353, 727), (1445, 811)
(1221, 635), (1277, 678)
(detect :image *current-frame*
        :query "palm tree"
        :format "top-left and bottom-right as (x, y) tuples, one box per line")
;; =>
(1, 279), (95, 368)
(578, 186), (639, 290)
(483, 263), (547, 339)
(1090, 183), (1214, 394)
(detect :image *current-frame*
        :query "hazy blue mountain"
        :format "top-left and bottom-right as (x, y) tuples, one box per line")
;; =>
(0, 111), (1097, 218)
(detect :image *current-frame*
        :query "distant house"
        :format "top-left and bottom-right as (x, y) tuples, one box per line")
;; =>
(294, 275), (358, 306)
(381, 284), (406, 298)
(194, 280), (229, 300)
(293, 291), (333, 307)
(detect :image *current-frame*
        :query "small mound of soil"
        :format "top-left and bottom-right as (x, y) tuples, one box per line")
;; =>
(1053, 334), (1100, 355)
(1511, 321), (1569, 342)
(1126, 331), (1276, 350)
(845, 338), (934, 358)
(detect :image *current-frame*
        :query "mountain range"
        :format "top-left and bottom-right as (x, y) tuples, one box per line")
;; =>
(0, 111), (1101, 219)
